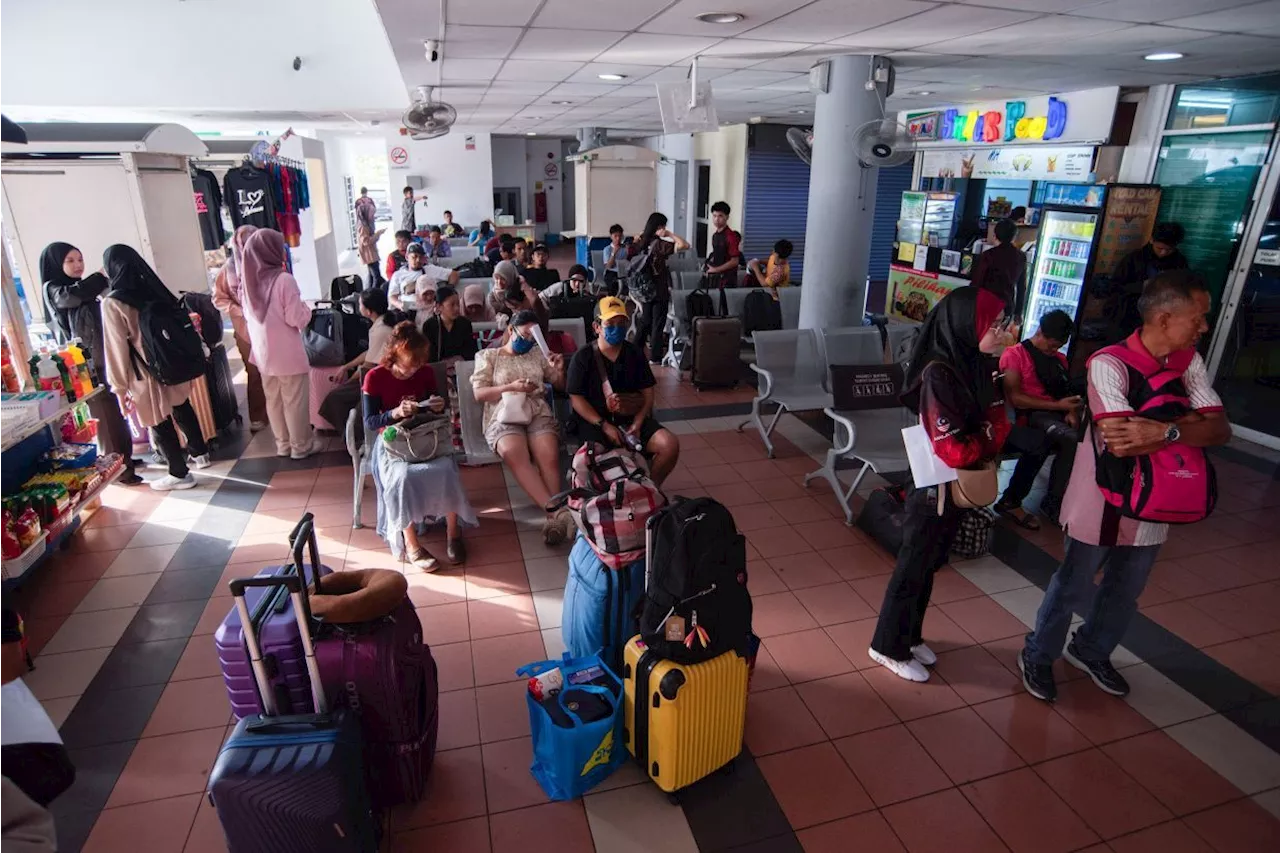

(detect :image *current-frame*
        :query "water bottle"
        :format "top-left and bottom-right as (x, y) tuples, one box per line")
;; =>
(383, 425), (399, 443)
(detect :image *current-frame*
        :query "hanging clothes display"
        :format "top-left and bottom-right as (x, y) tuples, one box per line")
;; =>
(223, 163), (277, 229)
(191, 168), (226, 250)
(261, 158), (312, 248)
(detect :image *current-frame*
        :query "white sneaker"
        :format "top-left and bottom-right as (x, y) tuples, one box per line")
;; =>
(910, 643), (938, 667)
(150, 473), (196, 491)
(250, 420), (268, 433)
(291, 439), (319, 460)
(190, 454), (212, 470)
(868, 648), (930, 682)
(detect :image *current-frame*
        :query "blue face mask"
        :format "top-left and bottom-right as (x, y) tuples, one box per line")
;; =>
(511, 335), (536, 355)
(602, 325), (627, 346)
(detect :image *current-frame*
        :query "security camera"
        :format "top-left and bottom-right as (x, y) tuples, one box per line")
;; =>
(292, 56), (302, 71)
(424, 40), (440, 62)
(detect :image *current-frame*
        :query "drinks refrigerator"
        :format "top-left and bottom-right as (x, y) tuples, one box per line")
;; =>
(1024, 205), (1100, 341)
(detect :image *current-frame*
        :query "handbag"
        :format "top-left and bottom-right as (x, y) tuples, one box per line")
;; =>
(951, 508), (996, 559)
(593, 344), (643, 418)
(949, 460), (999, 509)
(493, 391), (533, 425)
(381, 413), (451, 463)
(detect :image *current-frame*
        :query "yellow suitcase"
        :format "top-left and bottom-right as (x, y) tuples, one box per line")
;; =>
(623, 635), (748, 795)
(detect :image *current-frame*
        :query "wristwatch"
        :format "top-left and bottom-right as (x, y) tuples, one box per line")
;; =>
(1164, 424), (1181, 444)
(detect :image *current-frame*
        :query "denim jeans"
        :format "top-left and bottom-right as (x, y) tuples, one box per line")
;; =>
(1024, 536), (1160, 665)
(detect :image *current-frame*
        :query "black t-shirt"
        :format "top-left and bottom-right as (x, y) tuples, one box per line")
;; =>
(223, 166), (277, 229)
(191, 169), (225, 251)
(523, 267), (561, 292)
(566, 341), (656, 428)
(423, 314), (477, 361)
(709, 227), (742, 269)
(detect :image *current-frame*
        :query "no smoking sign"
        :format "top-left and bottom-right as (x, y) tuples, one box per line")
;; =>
(390, 146), (409, 166)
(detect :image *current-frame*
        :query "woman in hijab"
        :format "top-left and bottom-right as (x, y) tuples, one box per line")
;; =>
(487, 260), (550, 333)
(100, 245), (210, 491)
(212, 225), (267, 431)
(40, 242), (143, 486)
(240, 228), (315, 459)
(868, 286), (1015, 682)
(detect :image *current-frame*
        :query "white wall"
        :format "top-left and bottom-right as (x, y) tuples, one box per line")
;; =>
(386, 131), (495, 231)
(639, 133), (697, 244)
(1119, 85), (1174, 184)
(315, 132), (386, 254)
(694, 126), (748, 246)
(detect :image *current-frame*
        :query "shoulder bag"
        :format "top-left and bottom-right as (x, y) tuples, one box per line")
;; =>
(382, 413), (451, 463)
(593, 343), (644, 418)
(493, 391), (533, 425)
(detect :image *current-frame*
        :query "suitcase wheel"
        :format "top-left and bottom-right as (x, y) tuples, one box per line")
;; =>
(667, 792), (681, 806)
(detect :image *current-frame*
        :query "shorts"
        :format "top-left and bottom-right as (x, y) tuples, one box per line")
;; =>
(486, 410), (559, 452)
(574, 416), (664, 450)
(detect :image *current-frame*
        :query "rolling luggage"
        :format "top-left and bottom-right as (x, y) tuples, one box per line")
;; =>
(561, 534), (646, 674)
(206, 343), (241, 431)
(215, 515), (335, 720)
(207, 571), (378, 853)
(183, 374), (219, 444)
(689, 316), (742, 388)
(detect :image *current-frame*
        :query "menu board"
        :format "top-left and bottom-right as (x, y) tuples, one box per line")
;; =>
(1094, 185), (1162, 277)
(886, 265), (967, 322)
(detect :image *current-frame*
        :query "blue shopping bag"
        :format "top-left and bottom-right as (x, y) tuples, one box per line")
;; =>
(516, 652), (626, 801)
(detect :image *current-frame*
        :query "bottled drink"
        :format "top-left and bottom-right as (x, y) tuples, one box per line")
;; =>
(37, 351), (64, 396)
(0, 336), (20, 393)
(65, 340), (94, 397)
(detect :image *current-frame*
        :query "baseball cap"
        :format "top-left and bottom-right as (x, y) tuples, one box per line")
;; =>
(406, 242), (425, 255)
(596, 296), (628, 324)
(532, 243), (549, 254)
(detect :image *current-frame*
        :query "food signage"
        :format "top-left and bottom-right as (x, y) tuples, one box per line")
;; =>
(900, 87), (1118, 148)
(919, 98), (1067, 144)
(920, 146), (1094, 182)
(1094, 185), (1162, 277)
(886, 265), (966, 322)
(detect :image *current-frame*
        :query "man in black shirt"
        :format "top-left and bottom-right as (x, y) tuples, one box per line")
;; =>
(487, 236), (515, 267)
(522, 243), (561, 291)
(567, 297), (680, 484)
(705, 200), (741, 288)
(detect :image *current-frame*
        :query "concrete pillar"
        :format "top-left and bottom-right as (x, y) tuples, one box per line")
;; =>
(799, 54), (889, 329)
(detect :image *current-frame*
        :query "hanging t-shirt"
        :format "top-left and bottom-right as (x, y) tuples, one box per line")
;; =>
(191, 169), (226, 251)
(223, 165), (277, 229)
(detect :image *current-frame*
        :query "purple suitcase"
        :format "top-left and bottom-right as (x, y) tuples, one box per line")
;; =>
(215, 514), (335, 720)
(315, 598), (439, 808)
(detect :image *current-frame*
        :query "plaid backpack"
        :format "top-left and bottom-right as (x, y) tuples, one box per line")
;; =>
(548, 443), (666, 569)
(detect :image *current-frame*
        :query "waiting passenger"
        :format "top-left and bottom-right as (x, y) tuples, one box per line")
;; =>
(469, 219), (494, 247)
(470, 310), (573, 545)
(489, 261), (551, 333)
(318, 288), (397, 435)
(363, 322), (476, 569)
(602, 223), (628, 291)
(386, 230), (412, 280)
(1110, 222), (1187, 342)
(441, 210), (465, 238)
(390, 243), (458, 310)
(747, 239), (794, 295)
(522, 243), (560, 292)
(425, 225), (452, 260)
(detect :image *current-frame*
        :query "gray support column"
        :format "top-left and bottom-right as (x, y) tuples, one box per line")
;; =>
(799, 54), (889, 329)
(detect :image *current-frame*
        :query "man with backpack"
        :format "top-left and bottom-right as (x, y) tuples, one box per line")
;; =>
(1020, 271), (1230, 703)
(704, 201), (741, 289)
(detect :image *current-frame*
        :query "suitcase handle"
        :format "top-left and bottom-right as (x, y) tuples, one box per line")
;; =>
(286, 512), (324, 596)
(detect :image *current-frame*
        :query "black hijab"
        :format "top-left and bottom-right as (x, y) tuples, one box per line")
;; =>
(901, 286), (1007, 415)
(39, 242), (79, 334)
(103, 245), (173, 309)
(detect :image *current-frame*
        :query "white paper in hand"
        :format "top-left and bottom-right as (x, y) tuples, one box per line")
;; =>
(901, 424), (958, 488)
(530, 324), (551, 358)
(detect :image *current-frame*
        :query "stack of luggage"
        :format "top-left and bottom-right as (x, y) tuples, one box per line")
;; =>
(209, 513), (438, 851)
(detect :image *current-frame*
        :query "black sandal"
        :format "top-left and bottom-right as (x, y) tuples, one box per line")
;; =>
(997, 503), (1041, 531)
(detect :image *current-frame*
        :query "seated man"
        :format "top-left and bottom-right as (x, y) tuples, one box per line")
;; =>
(994, 309), (1082, 527)
(385, 230), (412, 280)
(522, 243), (561, 291)
(747, 238), (793, 295)
(486, 235), (514, 267)
(389, 243), (459, 309)
(567, 297), (680, 485)
(539, 265), (598, 304)
(441, 209), (466, 238)
(425, 225), (452, 260)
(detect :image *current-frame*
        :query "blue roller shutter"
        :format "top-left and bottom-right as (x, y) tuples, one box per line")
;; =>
(868, 162), (913, 278)
(742, 149), (810, 281)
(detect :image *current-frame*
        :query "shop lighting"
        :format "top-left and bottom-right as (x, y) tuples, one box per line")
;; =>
(696, 12), (744, 24)
(1144, 52), (1184, 61)
(598, 73), (627, 81)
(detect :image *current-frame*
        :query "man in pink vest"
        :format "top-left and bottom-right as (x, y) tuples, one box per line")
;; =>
(1020, 270), (1230, 703)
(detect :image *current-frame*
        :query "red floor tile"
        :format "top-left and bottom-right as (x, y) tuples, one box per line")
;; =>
(744, 686), (827, 756)
(1101, 731), (1243, 816)
(106, 726), (226, 807)
(764, 628), (855, 684)
(1051, 679), (1155, 745)
(792, 581), (876, 626)
(795, 671), (898, 739)
(908, 706), (1025, 784)
(481, 736), (549, 814)
(436, 688), (480, 751)
(769, 557), (843, 592)
(182, 791), (229, 853)
(751, 591), (819, 638)
(703, 479), (767, 507)
(937, 596), (1030, 644)
(82, 793), (202, 853)
(792, 519), (863, 551)
(798, 810), (906, 853)
(143, 676), (237, 737)
(406, 570), (470, 608)
(1190, 588), (1280, 638)
(749, 642), (790, 693)
(747, 561), (787, 596)
(433, 641), (475, 692)
(1182, 797), (1280, 853)
(758, 742), (875, 829)
(392, 816), (491, 852)
(1108, 820), (1215, 853)
(18, 577), (97, 618)
(817, 543), (896, 580)
(489, 801), (594, 853)
(170, 635), (222, 682)
(824, 618), (882, 671)
(931, 645), (1021, 705)
(692, 463), (745, 487)
(962, 768), (1100, 853)
(917, 606), (980, 653)
(750, 476), (808, 502)
(37, 548), (122, 584)
(750, 526), (816, 559)
(467, 593), (540, 639)
(770, 496), (840, 524)
(1141, 601), (1243, 648)
(464, 560), (531, 600)
(476, 680), (530, 744)
(462, 534), (525, 568)
(972, 693), (1093, 764)
(71, 522), (145, 553)
(926, 569), (984, 604)
(1206, 636), (1280, 694)
(418, 601), (471, 646)
(861, 664), (967, 721)
(732, 501), (791, 531)
(392, 746), (487, 830)
(1034, 749), (1173, 839)
(882, 788), (1010, 853)
(834, 724), (952, 807)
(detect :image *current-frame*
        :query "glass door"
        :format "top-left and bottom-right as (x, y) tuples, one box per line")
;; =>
(1026, 207), (1098, 336)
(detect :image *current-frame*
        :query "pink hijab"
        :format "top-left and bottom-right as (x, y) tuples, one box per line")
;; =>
(240, 228), (288, 321)
(225, 224), (258, 305)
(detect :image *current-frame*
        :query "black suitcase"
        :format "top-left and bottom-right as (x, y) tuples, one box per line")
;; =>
(857, 485), (907, 556)
(206, 343), (241, 431)
(690, 316), (741, 388)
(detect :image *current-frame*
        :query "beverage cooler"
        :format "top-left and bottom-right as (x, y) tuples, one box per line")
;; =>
(1025, 206), (1100, 337)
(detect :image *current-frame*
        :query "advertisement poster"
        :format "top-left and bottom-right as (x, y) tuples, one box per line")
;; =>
(1094, 185), (1162, 277)
(920, 146), (1094, 182)
(886, 265), (966, 322)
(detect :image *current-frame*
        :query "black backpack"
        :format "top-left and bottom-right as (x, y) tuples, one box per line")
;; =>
(628, 245), (659, 303)
(181, 291), (223, 348)
(741, 288), (782, 336)
(303, 300), (370, 367)
(548, 292), (596, 335)
(329, 274), (363, 301)
(686, 288), (715, 321)
(638, 497), (753, 665)
(458, 257), (493, 279)
(129, 298), (207, 386)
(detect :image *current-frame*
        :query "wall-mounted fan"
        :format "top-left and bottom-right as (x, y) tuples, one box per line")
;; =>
(853, 119), (915, 168)
(402, 86), (457, 140)
(786, 127), (813, 165)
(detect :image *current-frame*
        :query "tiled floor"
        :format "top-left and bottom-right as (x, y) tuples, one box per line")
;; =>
(11, 343), (1280, 853)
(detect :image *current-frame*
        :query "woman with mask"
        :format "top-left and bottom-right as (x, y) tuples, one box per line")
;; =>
(100, 246), (211, 491)
(212, 225), (268, 431)
(471, 310), (571, 545)
(40, 242), (143, 486)
(627, 212), (688, 364)
(423, 285), (476, 454)
(868, 285), (1014, 682)
(240, 228), (315, 459)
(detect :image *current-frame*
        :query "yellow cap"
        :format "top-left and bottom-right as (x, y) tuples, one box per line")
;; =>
(596, 296), (628, 323)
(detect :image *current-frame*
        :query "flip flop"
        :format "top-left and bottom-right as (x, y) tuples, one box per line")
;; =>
(998, 505), (1041, 531)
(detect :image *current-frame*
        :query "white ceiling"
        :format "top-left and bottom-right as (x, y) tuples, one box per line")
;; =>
(377, 0), (1280, 136)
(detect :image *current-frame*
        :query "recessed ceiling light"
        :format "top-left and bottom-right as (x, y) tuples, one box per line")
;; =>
(598, 73), (626, 81)
(696, 12), (744, 24)
(1144, 51), (1184, 61)
(791, 109), (808, 114)
(551, 100), (572, 105)
(526, 131), (537, 136)
(911, 90), (933, 96)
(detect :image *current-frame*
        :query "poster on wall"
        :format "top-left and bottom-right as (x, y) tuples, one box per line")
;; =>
(886, 265), (966, 322)
(1093, 185), (1162, 277)
(920, 146), (1094, 182)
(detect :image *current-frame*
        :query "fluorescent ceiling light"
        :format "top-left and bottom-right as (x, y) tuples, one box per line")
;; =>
(552, 100), (572, 105)
(1144, 52), (1184, 61)
(598, 73), (626, 81)
(911, 90), (933, 96)
(696, 12), (744, 24)
(526, 132), (537, 136)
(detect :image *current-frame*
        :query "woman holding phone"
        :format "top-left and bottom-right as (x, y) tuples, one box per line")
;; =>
(363, 322), (476, 569)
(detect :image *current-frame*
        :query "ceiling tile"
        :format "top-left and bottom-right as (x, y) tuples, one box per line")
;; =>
(495, 59), (586, 82)
(640, 0), (812, 37)
(545, 82), (628, 98)
(509, 28), (626, 62)
(1168, 1), (1280, 37)
(1048, 24), (1216, 56)
(446, 0), (542, 27)
(950, 0), (1102, 9)
(696, 55), (770, 69)
(441, 58), (504, 82)
(1072, 0), (1259, 24)
(563, 63), (666, 85)
(700, 38), (820, 61)
(752, 52), (838, 73)
(923, 15), (1133, 56)
(713, 69), (807, 90)
(837, 5), (1040, 51)
(594, 33), (724, 66)
(738, 0), (939, 43)
(443, 25), (523, 59)
(532, 0), (673, 31)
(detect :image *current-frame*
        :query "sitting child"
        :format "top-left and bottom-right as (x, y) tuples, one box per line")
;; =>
(747, 239), (793, 297)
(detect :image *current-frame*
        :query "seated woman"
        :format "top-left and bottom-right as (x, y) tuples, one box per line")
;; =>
(363, 322), (477, 570)
(423, 285), (476, 454)
(471, 310), (572, 545)
(318, 287), (396, 435)
(488, 260), (550, 333)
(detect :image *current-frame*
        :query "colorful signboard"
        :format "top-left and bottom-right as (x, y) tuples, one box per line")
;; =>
(900, 87), (1118, 148)
(886, 265), (967, 322)
(920, 146), (1095, 182)
(1093, 185), (1162, 277)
